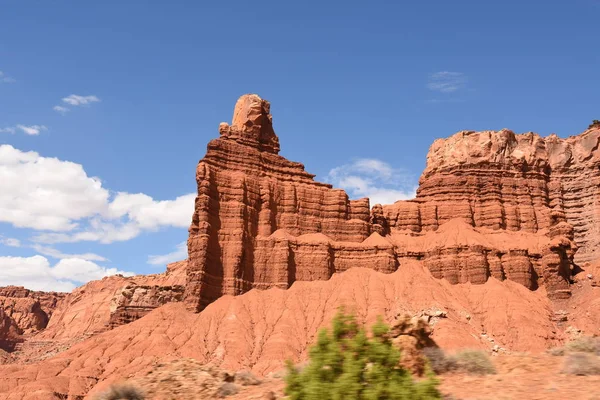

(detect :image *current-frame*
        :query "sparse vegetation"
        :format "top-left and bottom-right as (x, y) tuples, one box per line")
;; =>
(548, 335), (600, 356)
(423, 347), (495, 376)
(589, 119), (600, 129)
(284, 310), (441, 399)
(423, 347), (457, 374)
(217, 382), (239, 397)
(453, 350), (496, 375)
(547, 346), (565, 357)
(234, 370), (261, 386)
(561, 353), (600, 375)
(565, 336), (600, 354)
(96, 383), (144, 400)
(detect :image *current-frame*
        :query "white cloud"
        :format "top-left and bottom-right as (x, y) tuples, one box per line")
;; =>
(0, 71), (15, 84)
(62, 94), (100, 106)
(0, 237), (21, 247)
(53, 105), (70, 115)
(0, 145), (110, 231)
(0, 145), (195, 244)
(427, 71), (467, 93)
(31, 244), (107, 262)
(108, 193), (196, 230)
(147, 241), (187, 266)
(0, 125), (47, 135)
(0, 255), (133, 292)
(16, 124), (47, 135)
(328, 158), (417, 206)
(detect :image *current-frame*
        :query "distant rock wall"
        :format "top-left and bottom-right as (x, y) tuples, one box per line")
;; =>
(42, 261), (187, 339)
(391, 128), (600, 265)
(0, 288), (66, 351)
(184, 95), (585, 311)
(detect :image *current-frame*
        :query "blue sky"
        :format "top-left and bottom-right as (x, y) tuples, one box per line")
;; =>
(1, 0), (599, 291)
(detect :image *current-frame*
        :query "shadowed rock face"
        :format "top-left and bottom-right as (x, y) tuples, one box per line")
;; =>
(183, 94), (583, 311)
(0, 288), (66, 351)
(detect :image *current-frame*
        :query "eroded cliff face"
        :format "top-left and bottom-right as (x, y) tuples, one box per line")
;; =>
(397, 128), (600, 266)
(185, 94), (372, 311)
(42, 261), (187, 339)
(184, 94), (582, 311)
(0, 288), (66, 351)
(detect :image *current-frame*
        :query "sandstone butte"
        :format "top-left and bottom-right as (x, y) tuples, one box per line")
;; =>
(1, 94), (600, 399)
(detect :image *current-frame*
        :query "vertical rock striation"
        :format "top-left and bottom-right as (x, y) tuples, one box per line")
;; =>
(184, 94), (586, 310)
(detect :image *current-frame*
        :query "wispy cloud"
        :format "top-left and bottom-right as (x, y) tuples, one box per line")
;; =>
(31, 244), (107, 262)
(0, 237), (21, 247)
(62, 94), (100, 106)
(0, 125), (47, 135)
(16, 124), (47, 135)
(427, 71), (467, 93)
(147, 241), (187, 266)
(0, 71), (15, 84)
(53, 105), (70, 115)
(327, 158), (417, 206)
(425, 98), (466, 104)
(53, 94), (100, 114)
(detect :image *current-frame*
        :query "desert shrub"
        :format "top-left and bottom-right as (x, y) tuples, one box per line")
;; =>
(234, 370), (261, 386)
(96, 383), (144, 400)
(284, 310), (441, 400)
(453, 350), (496, 375)
(547, 346), (565, 357)
(217, 382), (239, 397)
(561, 353), (600, 375)
(589, 120), (600, 129)
(423, 347), (457, 374)
(565, 336), (600, 354)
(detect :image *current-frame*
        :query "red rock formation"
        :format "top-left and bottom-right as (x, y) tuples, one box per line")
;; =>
(0, 287), (65, 322)
(185, 94), (371, 311)
(41, 261), (186, 339)
(0, 288), (66, 351)
(0, 308), (21, 352)
(0, 263), (564, 399)
(392, 127), (600, 265)
(185, 94), (579, 310)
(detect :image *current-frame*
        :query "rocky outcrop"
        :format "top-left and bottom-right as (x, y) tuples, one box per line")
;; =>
(185, 94), (372, 311)
(108, 284), (185, 328)
(0, 263), (563, 399)
(184, 94), (579, 311)
(0, 288), (67, 351)
(394, 127), (600, 265)
(0, 287), (65, 324)
(0, 308), (20, 352)
(42, 261), (187, 339)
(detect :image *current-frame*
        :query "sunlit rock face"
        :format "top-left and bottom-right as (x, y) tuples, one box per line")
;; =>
(184, 94), (593, 310)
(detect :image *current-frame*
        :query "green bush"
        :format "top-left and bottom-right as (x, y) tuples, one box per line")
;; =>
(284, 311), (441, 400)
(453, 350), (496, 375)
(562, 353), (600, 375)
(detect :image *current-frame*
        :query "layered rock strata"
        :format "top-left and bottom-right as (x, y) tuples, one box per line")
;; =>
(0, 288), (66, 351)
(385, 127), (600, 266)
(184, 94), (583, 310)
(41, 261), (186, 339)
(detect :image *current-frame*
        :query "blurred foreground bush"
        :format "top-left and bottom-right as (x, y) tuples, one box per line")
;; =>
(284, 311), (441, 400)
